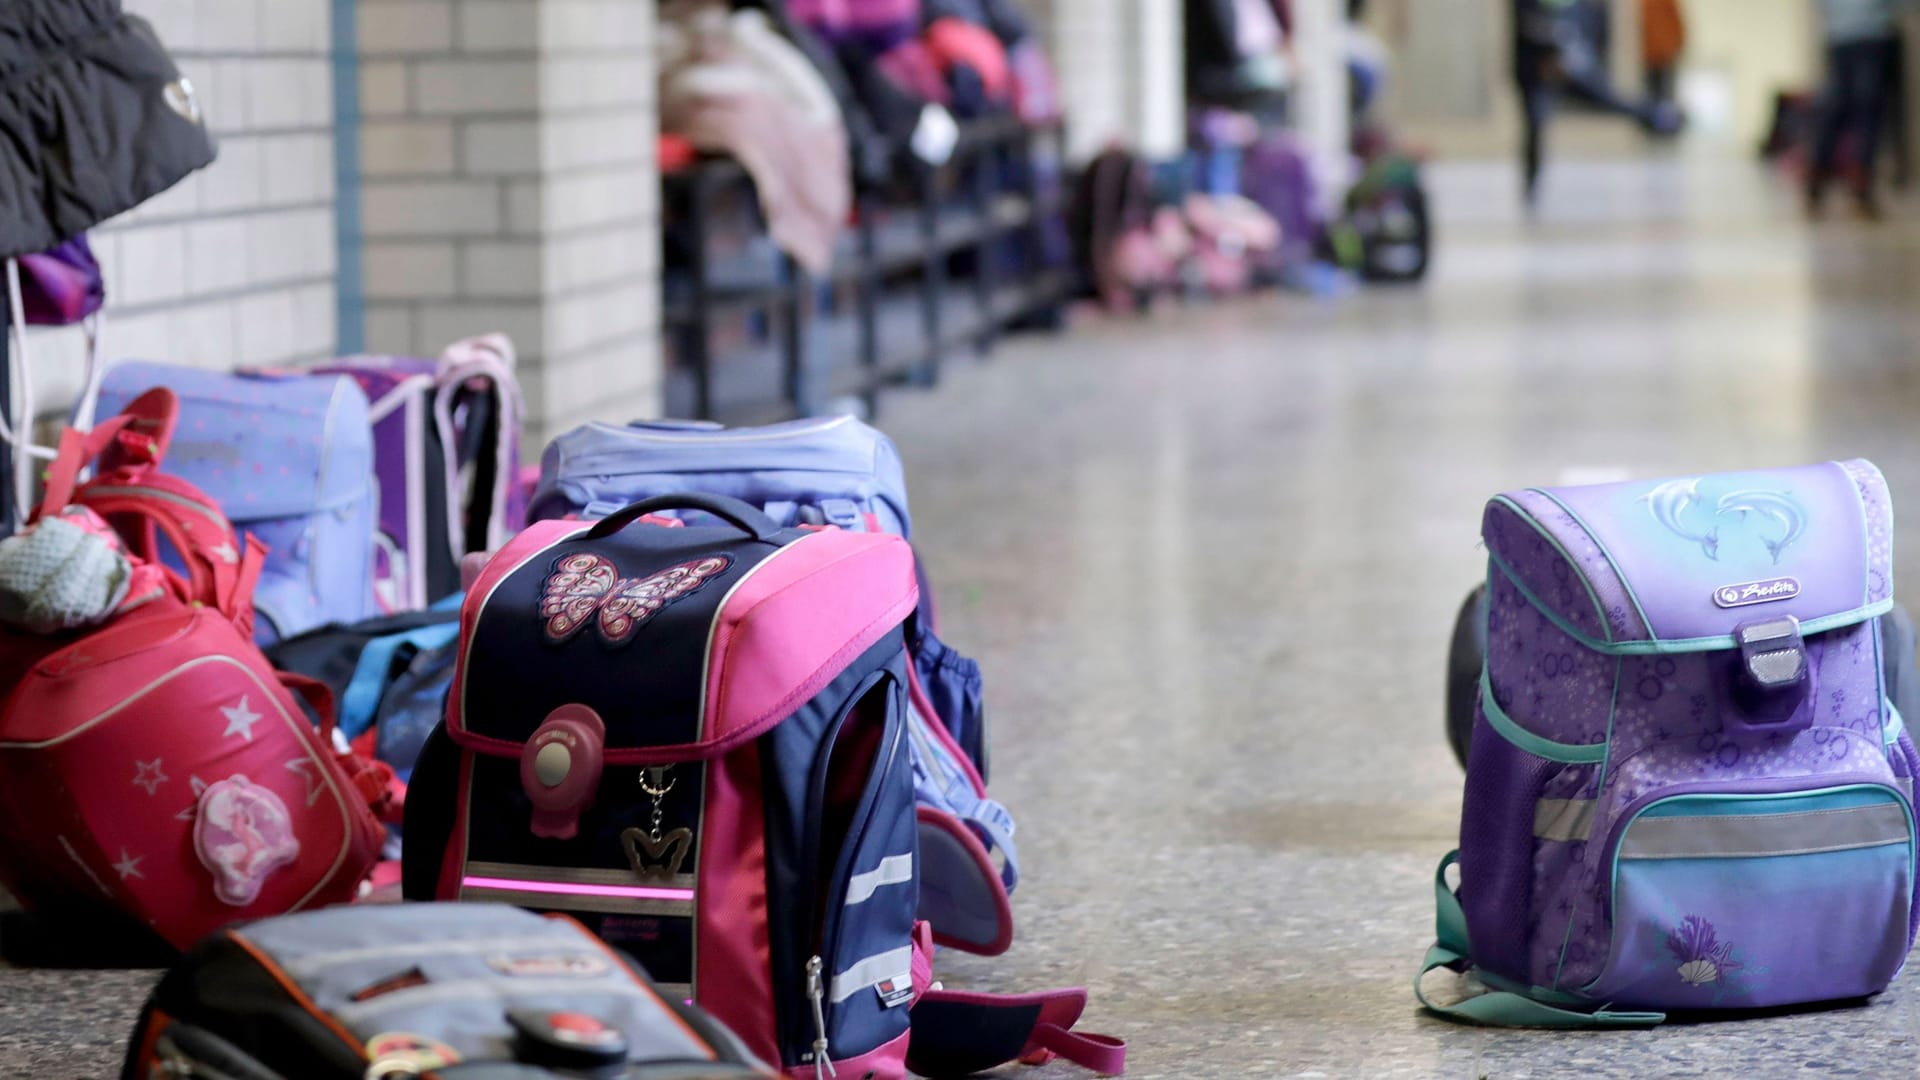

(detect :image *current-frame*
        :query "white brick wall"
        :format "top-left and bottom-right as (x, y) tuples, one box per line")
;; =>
(17, 0), (338, 416)
(358, 0), (662, 445)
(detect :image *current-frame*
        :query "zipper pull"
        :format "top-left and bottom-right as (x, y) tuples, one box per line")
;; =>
(806, 955), (836, 1079)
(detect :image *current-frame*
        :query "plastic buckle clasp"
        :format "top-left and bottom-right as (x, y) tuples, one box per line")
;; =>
(1738, 615), (1807, 691)
(1730, 615), (1811, 734)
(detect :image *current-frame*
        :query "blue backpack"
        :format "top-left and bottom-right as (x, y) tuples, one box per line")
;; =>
(528, 416), (1016, 955)
(96, 363), (379, 644)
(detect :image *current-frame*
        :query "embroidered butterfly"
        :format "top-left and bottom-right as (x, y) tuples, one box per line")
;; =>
(539, 552), (731, 646)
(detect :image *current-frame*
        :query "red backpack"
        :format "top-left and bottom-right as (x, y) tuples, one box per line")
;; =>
(0, 390), (388, 951)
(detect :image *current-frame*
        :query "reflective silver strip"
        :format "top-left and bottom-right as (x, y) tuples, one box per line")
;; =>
(845, 855), (913, 906)
(457, 886), (694, 918)
(1533, 798), (1597, 843)
(1620, 803), (1911, 860)
(830, 947), (913, 1004)
(464, 862), (696, 892)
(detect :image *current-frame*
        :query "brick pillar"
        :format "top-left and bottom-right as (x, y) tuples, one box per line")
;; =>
(22, 0), (338, 414)
(355, 0), (661, 448)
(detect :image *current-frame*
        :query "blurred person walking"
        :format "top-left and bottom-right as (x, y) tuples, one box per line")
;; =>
(1807, 0), (1912, 218)
(1514, 0), (1682, 206)
(1640, 0), (1686, 106)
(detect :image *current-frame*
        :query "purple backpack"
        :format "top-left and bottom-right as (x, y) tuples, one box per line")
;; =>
(315, 335), (524, 610)
(1240, 131), (1321, 272)
(1421, 461), (1920, 1026)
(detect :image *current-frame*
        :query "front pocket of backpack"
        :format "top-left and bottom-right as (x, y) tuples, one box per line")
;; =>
(1587, 786), (1915, 1010)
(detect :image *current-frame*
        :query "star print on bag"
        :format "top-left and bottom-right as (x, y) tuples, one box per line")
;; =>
(176, 775), (211, 822)
(113, 848), (145, 881)
(221, 696), (262, 741)
(539, 553), (731, 646)
(132, 758), (168, 795)
(284, 758), (325, 808)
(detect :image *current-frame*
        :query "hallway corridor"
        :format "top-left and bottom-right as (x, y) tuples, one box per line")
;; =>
(888, 151), (1920, 1077)
(14, 151), (1920, 1077)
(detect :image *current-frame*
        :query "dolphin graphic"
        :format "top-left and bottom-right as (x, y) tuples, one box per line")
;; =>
(1641, 477), (1719, 560)
(1715, 490), (1806, 564)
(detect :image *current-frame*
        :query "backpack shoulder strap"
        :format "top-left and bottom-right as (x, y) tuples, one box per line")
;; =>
(1414, 850), (1664, 1029)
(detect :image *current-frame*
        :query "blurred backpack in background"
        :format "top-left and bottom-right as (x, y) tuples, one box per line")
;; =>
(314, 334), (525, 611)
(93, 364), (380, 644)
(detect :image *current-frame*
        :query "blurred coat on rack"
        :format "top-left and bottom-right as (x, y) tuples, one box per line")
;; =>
(0, 0), (215, 259)
(658, 0), (853, 275)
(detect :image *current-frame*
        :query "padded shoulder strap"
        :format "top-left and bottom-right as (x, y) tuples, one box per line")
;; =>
(1414, 851), (1664, 1029)
(908, 987), (1125, 1076)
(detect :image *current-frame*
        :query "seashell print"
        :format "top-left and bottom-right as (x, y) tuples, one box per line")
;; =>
(1677, 959), (1720, 985)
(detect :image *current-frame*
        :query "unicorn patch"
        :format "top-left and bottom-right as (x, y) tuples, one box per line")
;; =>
(194, 775), (301, 907)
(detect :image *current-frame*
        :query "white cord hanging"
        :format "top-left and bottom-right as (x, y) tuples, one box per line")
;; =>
(3, 257), (108, 523)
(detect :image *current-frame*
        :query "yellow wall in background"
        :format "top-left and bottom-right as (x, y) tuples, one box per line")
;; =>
(1676, 0), (1816, 146)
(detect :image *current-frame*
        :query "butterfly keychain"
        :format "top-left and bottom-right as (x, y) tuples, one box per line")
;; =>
(622, 766), (693, 883)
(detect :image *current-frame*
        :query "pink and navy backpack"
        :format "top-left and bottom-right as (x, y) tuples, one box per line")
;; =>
(529, 417), (1013, 957)
(401, 493), (1121, 1078)
(1420, 461), (1920, 1026)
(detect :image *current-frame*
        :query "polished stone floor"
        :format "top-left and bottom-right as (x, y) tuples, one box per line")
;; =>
(11, 148), (1920, 1077)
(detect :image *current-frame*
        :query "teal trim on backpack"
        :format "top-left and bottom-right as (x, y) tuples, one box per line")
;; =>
(1595, 656), (1623, 791)
(1479, 670), (1609, 764)
(1524, 487), (1658, 643)
(1414, 851), (1666, 1029)
(1888, 702), (1906, 746)
(1488, 495), (1615, 644)
(1485, 549), (1891, 657)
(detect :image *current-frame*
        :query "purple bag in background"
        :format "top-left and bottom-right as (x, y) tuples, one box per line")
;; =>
(16, 237), (105, 327)
(1241, 131), (1323, 271)
(314, 335), (525, 611)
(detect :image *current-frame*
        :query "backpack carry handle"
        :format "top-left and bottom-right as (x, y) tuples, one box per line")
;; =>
(585, 493), (782, 542)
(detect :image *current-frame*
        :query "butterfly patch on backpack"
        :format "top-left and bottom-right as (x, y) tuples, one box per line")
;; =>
(539, 553), (731, 647)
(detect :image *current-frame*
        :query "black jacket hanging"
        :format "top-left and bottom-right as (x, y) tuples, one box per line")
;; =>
(0, 0), (216, 259)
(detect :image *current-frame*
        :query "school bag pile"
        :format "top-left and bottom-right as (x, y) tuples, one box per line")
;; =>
(0, 322), (1123, 1077)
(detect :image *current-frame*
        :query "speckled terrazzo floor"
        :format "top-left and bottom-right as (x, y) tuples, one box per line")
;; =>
(12, 149), (1920, 1077)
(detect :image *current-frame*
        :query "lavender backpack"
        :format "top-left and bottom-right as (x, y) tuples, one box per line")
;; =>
(94, 364), (378, 644)
(313, 335), (524, 610)
(528, 416), (1017, 956)
(1421, 461), (1920, 1026)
